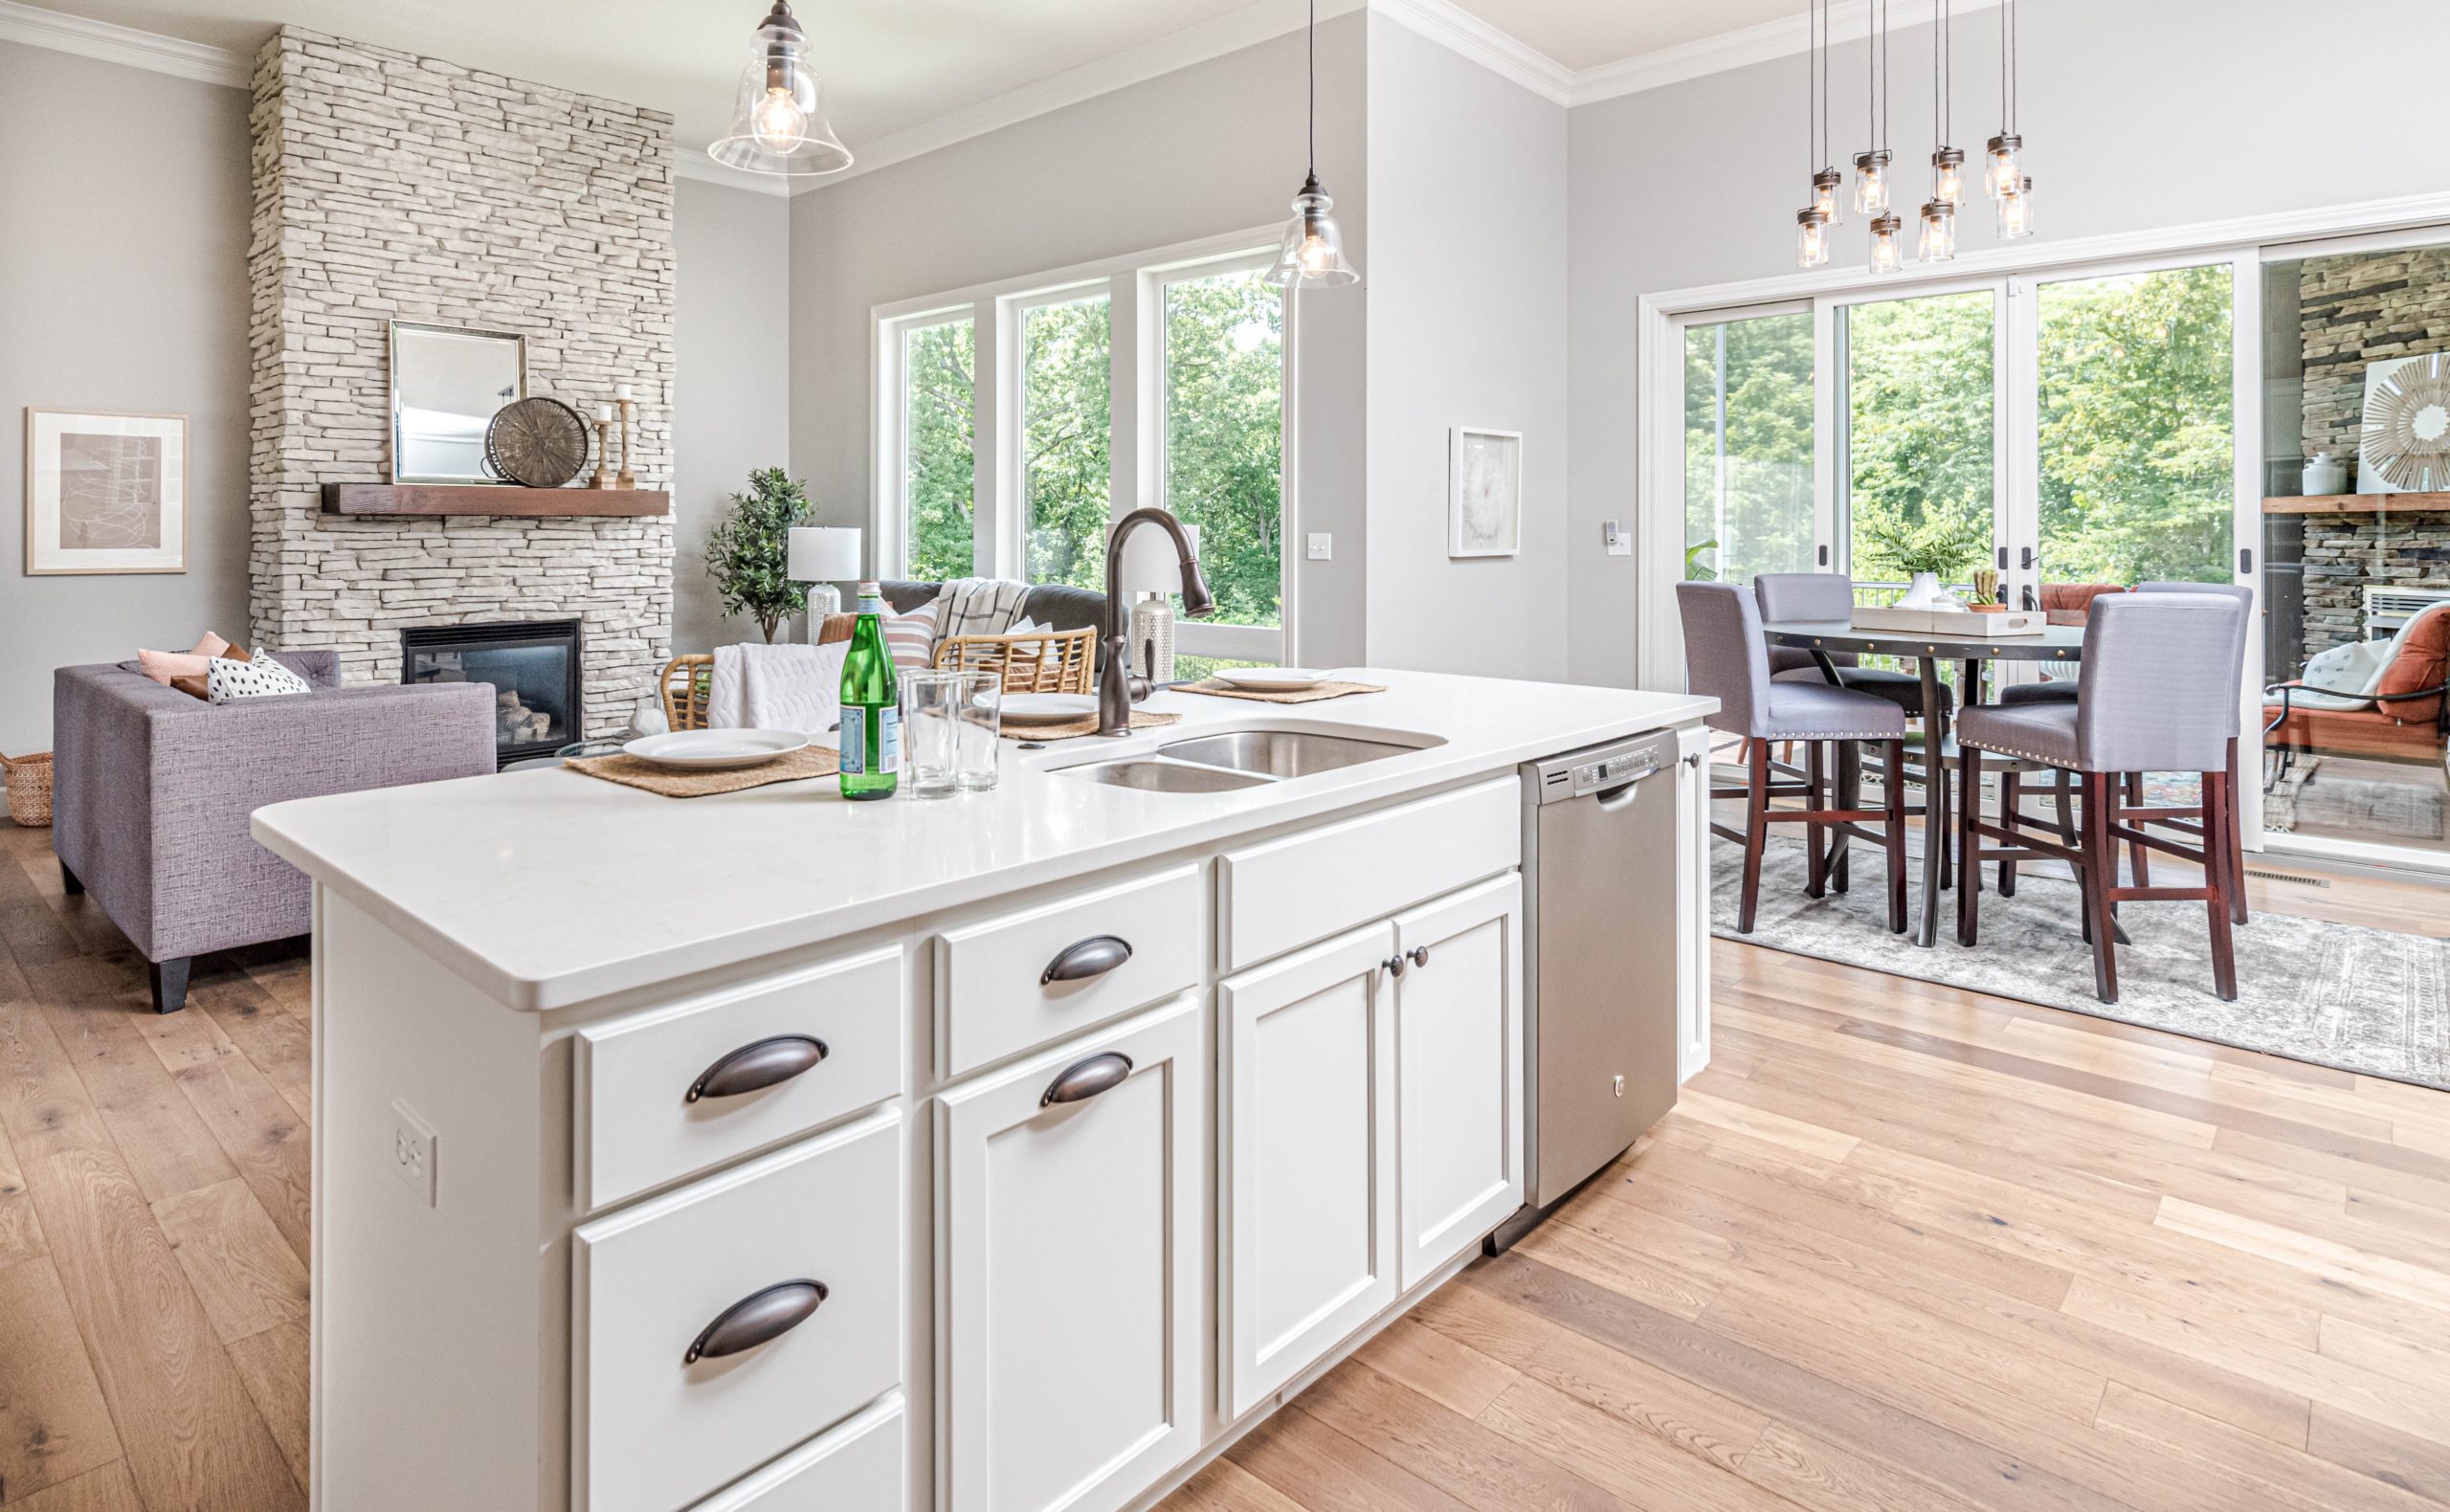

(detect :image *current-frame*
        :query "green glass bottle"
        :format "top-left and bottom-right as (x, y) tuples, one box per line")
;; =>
(837, 581), (900, 801)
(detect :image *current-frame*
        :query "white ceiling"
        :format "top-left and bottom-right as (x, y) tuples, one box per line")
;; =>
(4, 0), (1848, 167)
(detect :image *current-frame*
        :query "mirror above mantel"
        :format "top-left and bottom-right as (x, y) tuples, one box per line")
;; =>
(390, 322), (525, 484)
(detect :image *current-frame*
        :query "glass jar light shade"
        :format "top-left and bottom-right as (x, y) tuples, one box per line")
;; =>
(1796, 208), (1831, 268)
(1995, 175), (2036, 239)
(1868, 211), (1905, 274)
(1931, 146), (1966, 207)
(1917, 200), (1956, 262)
(709, 2), (853, 176)
(1266, 177), (1360, 289)
(1811, 167), (1846, 226)
(1853, 149), (1893, 215)
(1984, 133), (2022, 199)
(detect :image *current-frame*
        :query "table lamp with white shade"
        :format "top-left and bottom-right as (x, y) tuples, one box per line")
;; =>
(1119, 520), (1199, 683)
(788, 526), (862, 634)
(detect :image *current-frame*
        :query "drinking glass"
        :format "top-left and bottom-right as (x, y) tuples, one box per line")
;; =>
(899, 670), (962, 800)
(954, 670), (1003, 791)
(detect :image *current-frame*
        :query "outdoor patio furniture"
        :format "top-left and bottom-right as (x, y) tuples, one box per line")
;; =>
(2263, 600), (2450, 770)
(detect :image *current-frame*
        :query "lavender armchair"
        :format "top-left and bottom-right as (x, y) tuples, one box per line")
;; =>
(52, 653), (497, 1012)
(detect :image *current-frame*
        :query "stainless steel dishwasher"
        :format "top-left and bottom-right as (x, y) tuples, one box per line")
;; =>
(1487, 729), (1682, 1253)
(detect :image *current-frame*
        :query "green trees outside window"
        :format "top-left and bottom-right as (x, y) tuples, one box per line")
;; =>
(903, 320), (977, 584)
(1022, 296), (1114, 591)
(1845, 291), (1996, 585)
(1683, 312), (1815, 586)
(1165, 269), (1283, 628)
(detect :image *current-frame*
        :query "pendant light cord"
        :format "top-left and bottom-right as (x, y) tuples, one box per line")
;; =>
(1307, 0), (1317, 181)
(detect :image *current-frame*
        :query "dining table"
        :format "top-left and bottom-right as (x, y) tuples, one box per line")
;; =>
(1758, 618), (2090, 946)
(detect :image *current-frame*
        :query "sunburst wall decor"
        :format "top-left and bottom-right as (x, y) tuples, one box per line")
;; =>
(2360, 351), (2450, 493)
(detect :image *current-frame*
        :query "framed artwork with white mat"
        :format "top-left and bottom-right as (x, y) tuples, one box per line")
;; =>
(1448, 425), (1521, 559)
(24, 408), (188, 575)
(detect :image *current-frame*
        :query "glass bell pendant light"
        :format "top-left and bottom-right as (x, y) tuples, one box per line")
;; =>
(710, 1), (852, 176)
(1995, 175), (2036, 238)
(1917, 199), (1956, 262)
(1267, 0), (1359, 290)
(1868, 211), (1905, 274)
(1796, 208), (1831, 268)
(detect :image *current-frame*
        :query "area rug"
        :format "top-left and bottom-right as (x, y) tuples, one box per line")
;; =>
(1712, 839), (2450, 1091)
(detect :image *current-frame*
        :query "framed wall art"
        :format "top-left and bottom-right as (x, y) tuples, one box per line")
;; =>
(1448, 425), (1522, 559)
(24, 408), (188, 575)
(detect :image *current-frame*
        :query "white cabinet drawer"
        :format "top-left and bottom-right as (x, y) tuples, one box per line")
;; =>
(687, 1391), (905, 1511)
(937, 996), (1204, 1512)
(576, 945), (905, 1210)
(934, 863), (1201, 1079)
(574, 1107), (904, 1512)
(1218, 776), (1519, 970)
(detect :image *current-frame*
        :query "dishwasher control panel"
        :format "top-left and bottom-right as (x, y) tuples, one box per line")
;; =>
(1528, 731), (1676, 805)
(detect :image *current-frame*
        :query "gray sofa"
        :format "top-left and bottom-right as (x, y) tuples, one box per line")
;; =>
(52, 652), (497, 1012)
(880, 579), (1110, 667)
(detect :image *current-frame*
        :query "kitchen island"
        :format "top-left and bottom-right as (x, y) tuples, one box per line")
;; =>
(253, 668), (1715, 1512)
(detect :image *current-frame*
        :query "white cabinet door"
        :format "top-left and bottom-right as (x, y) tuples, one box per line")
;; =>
(937, 995), (1203, 1512)
(1218, 922), (1398, 1418)
(1391, 874), (1524, 1290)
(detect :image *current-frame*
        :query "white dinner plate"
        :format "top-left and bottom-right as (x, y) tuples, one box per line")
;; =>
(1002, 693), (1098, 724)
(620, 728), (809, 770)
(1212, 666), (1330, 691)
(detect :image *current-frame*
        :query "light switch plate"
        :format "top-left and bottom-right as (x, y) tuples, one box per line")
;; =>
(1604, 520), (1632, 556)
(1306, 533), (1332, 561)
(390, 1099), (438, 1207)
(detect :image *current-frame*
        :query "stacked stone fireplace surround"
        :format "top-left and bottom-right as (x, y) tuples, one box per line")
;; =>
(247, 26), (676, 738)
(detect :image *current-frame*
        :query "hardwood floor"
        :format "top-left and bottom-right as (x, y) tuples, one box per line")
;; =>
(1, 814), (2444, 1511)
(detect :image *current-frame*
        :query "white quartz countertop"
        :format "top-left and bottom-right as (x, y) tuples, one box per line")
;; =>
(253, 669), (1713, 1011)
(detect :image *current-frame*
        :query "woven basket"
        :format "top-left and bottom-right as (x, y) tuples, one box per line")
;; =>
(3, 751), (53, 827)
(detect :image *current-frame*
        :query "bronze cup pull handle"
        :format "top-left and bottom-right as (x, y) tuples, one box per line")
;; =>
(1041, 935), (1133, 986)
(686, 1034), (828, 1103)
(683, 1279), (828, 1366)
(1041, 1052), (1133, 1107)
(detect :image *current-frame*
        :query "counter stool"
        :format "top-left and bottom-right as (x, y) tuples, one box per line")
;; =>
(1955, 592), (2245, 1003)
(1680, 583), (1911, 935)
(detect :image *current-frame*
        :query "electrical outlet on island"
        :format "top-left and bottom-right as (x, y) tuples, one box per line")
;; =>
(390, 1099), (438, 1207)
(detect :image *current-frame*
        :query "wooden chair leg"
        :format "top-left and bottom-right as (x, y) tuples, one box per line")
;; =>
(2125, 771), (2151, 888)
(2053, 769), (2077, 843)
(1738, 740), (1770, 935)
(1936, 741), (1955, 893)
(1956, 741), (1980, 946)
(1997, 768), (2021, 897)
(2082, 772), (2122, 1004)
(1804, 741), (1828, 900)
(2227, 736), (2249, 926)
(1884, 740), (1908, 933)
(1832, 740), (1858, 895)
(2203, 767), (2238, 1001)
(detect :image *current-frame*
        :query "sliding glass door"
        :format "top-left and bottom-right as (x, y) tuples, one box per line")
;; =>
(1681, 306), (1818, 589)
(1838, 289), (1999, 599)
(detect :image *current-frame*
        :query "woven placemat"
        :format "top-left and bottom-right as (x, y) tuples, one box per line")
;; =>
(1004, 709), (1184, 743)
(1174, 678), (1389, 704)
(567, 745), (839, 797)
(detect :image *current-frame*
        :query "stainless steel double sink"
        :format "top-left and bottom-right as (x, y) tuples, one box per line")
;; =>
(1058, 728), (1425, 792)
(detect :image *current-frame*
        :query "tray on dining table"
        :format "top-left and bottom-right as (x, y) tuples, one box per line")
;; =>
(1848, 606), (2048, 636)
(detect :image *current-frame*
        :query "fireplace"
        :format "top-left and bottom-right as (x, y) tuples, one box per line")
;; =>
(402, 620), (583, 767)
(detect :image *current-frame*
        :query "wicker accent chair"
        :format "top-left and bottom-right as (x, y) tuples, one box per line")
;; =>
(933, 627), (1096, 695)
(658, 618), (1097, 733)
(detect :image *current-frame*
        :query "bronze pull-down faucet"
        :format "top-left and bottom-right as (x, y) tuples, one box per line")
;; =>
(1099, 508), (1214, 736)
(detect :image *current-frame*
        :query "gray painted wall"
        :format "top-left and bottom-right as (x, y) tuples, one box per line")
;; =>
(0, 39), (791, 786)
(1567, 0), (2450, 689)
(1365, 14), (1568, 680)
(0, 41), (252, 769)
(785, 15), (1370, 667)
(674, 177), (794, 651)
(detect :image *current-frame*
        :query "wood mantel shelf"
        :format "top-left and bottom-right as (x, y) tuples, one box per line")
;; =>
(2261, 491), (2450, 515)
(320, 482), (670, 518)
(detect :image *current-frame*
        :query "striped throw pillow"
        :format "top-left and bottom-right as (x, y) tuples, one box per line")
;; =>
(881, 606), (935, 672)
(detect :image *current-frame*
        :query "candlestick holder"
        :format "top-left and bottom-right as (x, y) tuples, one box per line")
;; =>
(590, 418), (616, 488)
(615, 400), (636, 490)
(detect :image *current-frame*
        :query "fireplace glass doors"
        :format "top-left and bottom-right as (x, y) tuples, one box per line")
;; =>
(401, 620), (582, 767)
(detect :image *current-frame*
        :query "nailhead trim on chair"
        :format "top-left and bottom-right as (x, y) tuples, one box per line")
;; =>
(1958, 738), (2075, 768)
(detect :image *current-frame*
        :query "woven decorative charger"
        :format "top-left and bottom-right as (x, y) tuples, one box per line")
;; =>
(567, 745), (838, 797)
(1005, 710), (1184, 743)
(484, 397), (591, 487)
(1174, 678), (1389, 704)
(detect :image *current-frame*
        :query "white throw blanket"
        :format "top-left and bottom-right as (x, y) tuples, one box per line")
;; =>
(934, 578), (1032, 643)
(707, 641), (849, 733)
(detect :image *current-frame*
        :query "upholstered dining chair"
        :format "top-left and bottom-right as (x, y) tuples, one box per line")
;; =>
(1752, 571), (1955, 720)
(1679, 582), (1911, 935)
(1996, 581), (2254, 926)
(1955, 592), (2246, 1004)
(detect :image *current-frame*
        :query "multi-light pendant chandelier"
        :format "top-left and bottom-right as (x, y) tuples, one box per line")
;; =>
(1797, 0), (2033, 270)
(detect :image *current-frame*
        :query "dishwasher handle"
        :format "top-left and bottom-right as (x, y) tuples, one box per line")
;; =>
(1592, 772), (1652, 810)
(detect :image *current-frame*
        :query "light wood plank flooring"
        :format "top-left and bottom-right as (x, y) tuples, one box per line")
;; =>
(3, 817), (2446, 1511)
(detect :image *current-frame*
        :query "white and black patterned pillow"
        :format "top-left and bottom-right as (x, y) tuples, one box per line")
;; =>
(205, 655), (313, 703)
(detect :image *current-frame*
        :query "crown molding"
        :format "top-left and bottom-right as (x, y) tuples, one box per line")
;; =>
(1370, 0), (1571, 105)
(671, 148), (794, 197)
(0, 0), (249, 87)
(1569, 0), (2004, 109)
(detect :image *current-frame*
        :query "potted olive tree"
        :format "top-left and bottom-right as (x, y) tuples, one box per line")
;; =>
(704, 467), (814, 642)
